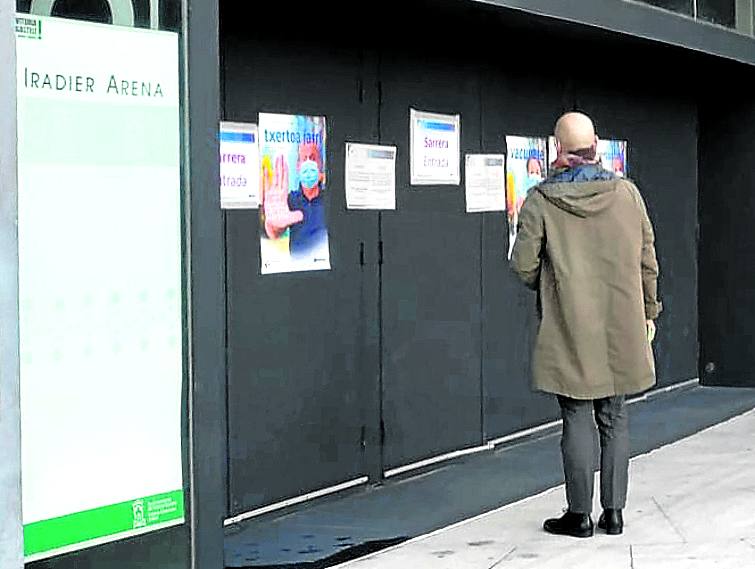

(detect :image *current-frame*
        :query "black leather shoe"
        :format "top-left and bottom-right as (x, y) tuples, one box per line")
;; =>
(543, 511), (594, 538)
(598, 509), (623, 535)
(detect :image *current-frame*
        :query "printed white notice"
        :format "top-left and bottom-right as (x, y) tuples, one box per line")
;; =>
(220, 121), (260, 209)
(345, 143), (396, 210)
(410, 109), (461, 185)
(465, 154), (506, 213)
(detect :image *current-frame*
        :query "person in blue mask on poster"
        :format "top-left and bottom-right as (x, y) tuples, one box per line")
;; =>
(514, 155), (546, 216)
(525, 156), (545, 194)
(287, 141), (328, 258)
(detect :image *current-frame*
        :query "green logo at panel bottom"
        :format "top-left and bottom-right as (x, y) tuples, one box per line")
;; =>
(24, 489), (184, 558)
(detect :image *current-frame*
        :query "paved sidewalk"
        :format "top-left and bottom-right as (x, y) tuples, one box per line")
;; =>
(336, 409), (755, 569)
(224, 386), (755, 567)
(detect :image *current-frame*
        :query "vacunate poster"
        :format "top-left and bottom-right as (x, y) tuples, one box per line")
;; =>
(505, 136), (547, 259)
(597, 139), (628, 177)
(547, 136), (629, 178)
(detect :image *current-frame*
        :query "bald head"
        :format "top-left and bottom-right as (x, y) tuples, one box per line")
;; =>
(554, 112), (597, 153)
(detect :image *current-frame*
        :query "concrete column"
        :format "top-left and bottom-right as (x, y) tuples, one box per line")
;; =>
(181, 0), (226, 567)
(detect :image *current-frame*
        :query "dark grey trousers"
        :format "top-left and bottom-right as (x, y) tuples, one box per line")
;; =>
(557, 395), (629, 514)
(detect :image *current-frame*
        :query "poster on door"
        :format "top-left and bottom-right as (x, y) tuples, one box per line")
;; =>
(219, 121), (260, 209)
(597, 139), (628, 177)
(258, 113), (331, 274)
(547, 136), (557, 173)
(410, 109), (461, 185)
(505, 136), (547, 258)
(547, 136), (629, 177)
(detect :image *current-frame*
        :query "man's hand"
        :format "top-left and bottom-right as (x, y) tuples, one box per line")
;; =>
(646, 319), (657, 344)
(262, 155), (304, 239)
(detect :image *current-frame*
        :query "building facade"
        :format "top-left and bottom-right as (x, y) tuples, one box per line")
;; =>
(2, 0), (755, 567)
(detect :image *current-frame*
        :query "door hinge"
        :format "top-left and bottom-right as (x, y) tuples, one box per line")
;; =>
(359, 242), (365, 266)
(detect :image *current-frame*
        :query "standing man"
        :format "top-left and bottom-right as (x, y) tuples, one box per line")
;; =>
(511, 112), (662, 538)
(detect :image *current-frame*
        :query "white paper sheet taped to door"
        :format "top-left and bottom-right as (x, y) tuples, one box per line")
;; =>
(465, 154), (506, 213)
(345, 142), (397, 210)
